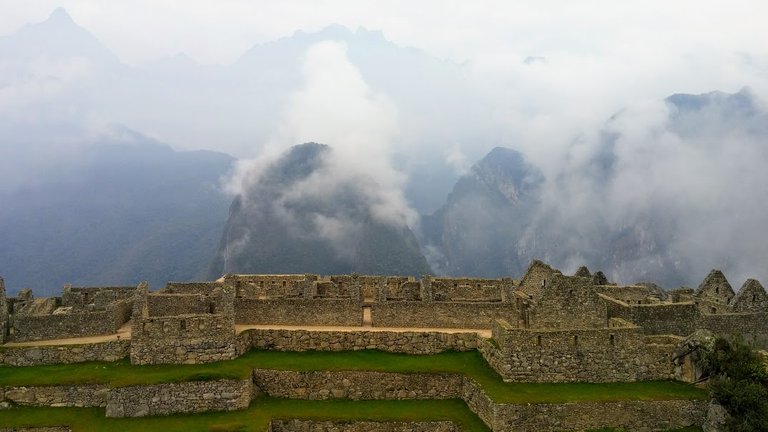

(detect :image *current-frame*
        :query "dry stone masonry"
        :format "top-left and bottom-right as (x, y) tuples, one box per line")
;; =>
(2, 260), (767, 430)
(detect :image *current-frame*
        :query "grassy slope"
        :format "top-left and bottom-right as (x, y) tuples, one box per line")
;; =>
(0, 350), (706, 404)
(0, 399), (490, 432)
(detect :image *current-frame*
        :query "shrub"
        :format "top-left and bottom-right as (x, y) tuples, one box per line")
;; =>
(702, 336), (768, 431)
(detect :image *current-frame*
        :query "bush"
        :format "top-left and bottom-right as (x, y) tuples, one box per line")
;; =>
(702, 336), (768, 431)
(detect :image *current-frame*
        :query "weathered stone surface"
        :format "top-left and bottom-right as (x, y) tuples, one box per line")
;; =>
(270, 420), (459, 432)
(252, 370), (462, 400)
(462, 376), (706, 432)
(2, 385), (108, 407)
(243, 329), (478, 355)
(0, 340), (129, 366)
(703, 401), (729, 432)
(105, 379), (252, 417)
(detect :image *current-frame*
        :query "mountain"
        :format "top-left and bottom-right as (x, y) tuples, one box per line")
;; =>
(209, 143), (431, 277)
(422, 89), (768, 288)
(0, 7), (118, 64)
(421, 147), (544, 277)
(0, 129), (234, 294)
(0, 9), (490, 214)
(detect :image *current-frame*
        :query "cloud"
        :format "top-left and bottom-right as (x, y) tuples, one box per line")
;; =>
(224, 40), (417, 260)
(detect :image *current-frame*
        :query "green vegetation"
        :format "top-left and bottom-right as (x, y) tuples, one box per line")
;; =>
(702, 336), (768, 431)
(0, 349), (706, 403)
(0, 398), (490, 432)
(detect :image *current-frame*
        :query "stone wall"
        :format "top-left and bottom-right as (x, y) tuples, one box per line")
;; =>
(486, 319), (674, 382)
(0, 340), (129, 366)
(603, 295), (700, 336)
(252, 370), (462, 400)
(130, 314), (236, 364)
(462, 375), (707, 432)
(269, 420), (459, 432)
(61, 286), (135, 308)
(105, 378), (252, 417)
(11, 301), (130, 342)
(371, 301), (517, 328)
(242, 329), (478, 354)
(597, 285), (665, 305)
(1, 379), (252, 419)
(146, 293), (213, 317)
(228, 275), (312, 299)
(235, 299), (362, 326)
(162, 282), (222, 294)
(702, 312), (768, 348)
(430, 277), (510, 302)
(1, 385), (108, 407)
(531, 275), (607, 329)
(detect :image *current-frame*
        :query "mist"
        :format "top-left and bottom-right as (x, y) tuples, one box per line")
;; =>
(1, 5), (768, 289)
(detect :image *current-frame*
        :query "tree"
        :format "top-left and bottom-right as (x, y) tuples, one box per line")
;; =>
(702, 336), (768, 431)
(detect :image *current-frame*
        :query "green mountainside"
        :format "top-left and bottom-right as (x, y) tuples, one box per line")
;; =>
(0, 134), (234, 294)
(209, 143), (431, 278)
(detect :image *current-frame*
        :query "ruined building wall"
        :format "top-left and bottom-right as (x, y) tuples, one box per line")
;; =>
(529, 275), (607, 329)
(597, 285), (664, 305)
(235, 298), (363, 326)
(603, 295), (700, 336)
(227, 275), (312, 299)
(11, 299), (132, 342)
(61, 286), (136, 308)
(730, 279), (768, 313)
(484, 319), (675, 382)
(130, 283), (237, 365)
(430, 278), (510, 302)
(371, 301), (518, 328)
(146, 294), (214, 317)
(701, 312), (768, 349)
(162, 282), (222, 294)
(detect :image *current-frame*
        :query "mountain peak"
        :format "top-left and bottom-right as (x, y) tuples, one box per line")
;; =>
(0, 7), (119, 64)
(48, 7), (74, 25)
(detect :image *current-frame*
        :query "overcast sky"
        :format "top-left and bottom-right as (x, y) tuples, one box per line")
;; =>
(1, 1), (766, 68)
(2, 1), (768, 286)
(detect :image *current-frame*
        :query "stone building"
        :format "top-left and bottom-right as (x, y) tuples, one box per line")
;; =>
(1, 260), (767, 381)
(4, 284), (135, 342)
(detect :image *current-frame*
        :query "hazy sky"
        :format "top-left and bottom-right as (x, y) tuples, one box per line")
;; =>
(2, 1), (768, 286)
(1, 1), (766, 69)
(3, 1), (766, 161)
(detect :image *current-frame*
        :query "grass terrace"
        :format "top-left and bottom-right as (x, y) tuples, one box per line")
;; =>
(0, 349), (707, 404)
(0, 398), (490, 432)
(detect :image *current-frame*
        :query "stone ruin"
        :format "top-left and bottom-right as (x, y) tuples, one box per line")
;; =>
(1, 260), (767, 383)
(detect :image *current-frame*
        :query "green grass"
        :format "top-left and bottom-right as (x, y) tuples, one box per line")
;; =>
(0, 398), (489, 432)
(0, 349), (707, 404)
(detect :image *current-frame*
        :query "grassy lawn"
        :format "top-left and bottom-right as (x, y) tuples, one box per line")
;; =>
(0, 349), (707, 404)
(0, 398), (489, 432)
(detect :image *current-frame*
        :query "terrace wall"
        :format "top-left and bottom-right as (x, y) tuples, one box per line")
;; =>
(462, 376), (706, 432)
(0, 340), (129, 366)
(241, 329), (479, 354)
(105, 378), (252, 417)
(252, 370), (462, 400)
